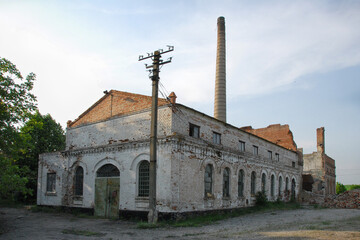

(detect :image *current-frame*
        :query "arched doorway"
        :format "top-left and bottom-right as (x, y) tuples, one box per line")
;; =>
(94, 164), (120, 219)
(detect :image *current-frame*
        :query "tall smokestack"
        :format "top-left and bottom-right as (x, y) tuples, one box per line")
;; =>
(214, 16), (226, 122)
(317, 127), (325, 154)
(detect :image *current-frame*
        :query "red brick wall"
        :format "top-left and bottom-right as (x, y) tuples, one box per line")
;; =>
(69, 90), (168, 127)
(241, 124), (297, 151)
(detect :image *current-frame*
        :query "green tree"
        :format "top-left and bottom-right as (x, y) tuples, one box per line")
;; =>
(18, 111), (65, 201)
(336, 182), (347, 194)
(0, 57), (37, 200)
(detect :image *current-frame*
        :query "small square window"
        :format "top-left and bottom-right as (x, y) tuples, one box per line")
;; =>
(213, 132), (221, 144)
(189, 123), (200, 138)
(253, 145), (258, 155)
(275, 153), (280, 161)
(268, 150), (272, 160)
(46, 173), (56, 193)
(239, 141), (245, 152)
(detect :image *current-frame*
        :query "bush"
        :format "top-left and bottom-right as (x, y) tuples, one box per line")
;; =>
(336, 182), (347, 194)
(255, 191), (268, 206)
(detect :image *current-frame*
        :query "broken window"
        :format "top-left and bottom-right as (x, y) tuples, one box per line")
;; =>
(268, 151), (272, 160)
(204, 164), (213, 197)
(279, 176), (283, 196)
(261, 173), (266, 194)
(189, 123), (200, 138)
(74, 167), (84, 196)
(46, 172), (56, 193)
(271, 175), (275, 197)
(97, 164), (120, 177)
(138, 161), (149, 197)
(285, 177), (289, 192)
(251, 171), (256, 196)
(223, 168), (230, 198)
(239, 141), (245, 152)
(213, 132), (221, 144)
(253, 145), (258, 155)
(238, 169), (244, 197)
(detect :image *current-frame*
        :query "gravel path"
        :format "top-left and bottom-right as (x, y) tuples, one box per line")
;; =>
(1, 207), (359, 239)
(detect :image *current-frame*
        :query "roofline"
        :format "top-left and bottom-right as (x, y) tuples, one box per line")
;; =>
(174, 103), (298, 154)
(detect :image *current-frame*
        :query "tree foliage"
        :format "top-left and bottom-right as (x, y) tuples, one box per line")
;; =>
(0, 57), (37, 200)
(336, 182), (347, 195)
(18, 111), (65, 200)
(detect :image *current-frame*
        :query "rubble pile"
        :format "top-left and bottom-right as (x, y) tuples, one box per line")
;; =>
(323, 189), (360, 209)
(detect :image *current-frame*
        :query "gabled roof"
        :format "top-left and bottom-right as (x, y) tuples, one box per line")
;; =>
(68, 90), (169, 128)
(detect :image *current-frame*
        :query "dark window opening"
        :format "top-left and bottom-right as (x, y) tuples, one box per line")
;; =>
(138, 161), (149, 197)
(189, 123), (200, 138)
(97, 164), (120, 178)
(74, 167), (84, 196)
(46, 173), (56, 192)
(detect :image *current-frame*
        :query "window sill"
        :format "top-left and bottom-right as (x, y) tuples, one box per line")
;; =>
(135, 197), (149, 201)
(204, 193), (215, 200)
(222, 197), (230, 200)
(45, 192), (57, 196)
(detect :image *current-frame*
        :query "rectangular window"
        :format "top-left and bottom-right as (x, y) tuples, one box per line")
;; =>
(275, 153), (280, 161)
(189, 123), (200, 138)
(239, 141), (245, 152)
(253, 145), (258, 155)
(292, 161), (296, 167)
(213, 132), (221, 144)
(46, 173), (56, 193)
(268, 150), (272, 160)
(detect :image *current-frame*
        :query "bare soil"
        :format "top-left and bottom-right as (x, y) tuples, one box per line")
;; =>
(0, 206), (359, 239)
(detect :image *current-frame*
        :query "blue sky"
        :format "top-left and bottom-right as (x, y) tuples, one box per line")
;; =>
(1, 0), (359, 184)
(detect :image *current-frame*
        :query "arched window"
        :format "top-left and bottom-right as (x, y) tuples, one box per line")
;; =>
(278, 176), (283, 196)
(223, 168), (230, 198)
(271, 175), (275, 197)
(74, 167), (84, 196)
(204, 164), (213, 196)
(285, 177), (289, 192)
(97, 164), (120, 177)
(238, 169), (244, 197)
(251, 171), (256, 196)
(261, 173), (266, 194)
(291, 178), (296, 199)
(138, 161), (149, 197)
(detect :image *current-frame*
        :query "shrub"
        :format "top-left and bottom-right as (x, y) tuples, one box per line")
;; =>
(255, 191), (268, 206)
(336, 182), (347, 194)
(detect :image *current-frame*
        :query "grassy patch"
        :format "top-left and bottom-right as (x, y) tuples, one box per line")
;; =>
(136, 201), (301, 229)
(62, 228), (106, 237)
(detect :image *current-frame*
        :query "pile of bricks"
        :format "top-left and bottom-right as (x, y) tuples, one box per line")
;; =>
(323, 189), (360, 209)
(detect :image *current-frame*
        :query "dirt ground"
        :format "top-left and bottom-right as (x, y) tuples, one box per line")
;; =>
(0, 207), (359, 240)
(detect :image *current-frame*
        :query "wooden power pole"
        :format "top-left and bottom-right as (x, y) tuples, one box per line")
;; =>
(139, 46), (174, 223)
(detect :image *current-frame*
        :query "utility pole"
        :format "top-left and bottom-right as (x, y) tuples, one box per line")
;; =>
(139, 46), (174, 224)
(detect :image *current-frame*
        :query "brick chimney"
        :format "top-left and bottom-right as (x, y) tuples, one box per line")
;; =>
(214, 16), (226, 122)
(317, 127), (325, 154)
(168, 92), (177, 104)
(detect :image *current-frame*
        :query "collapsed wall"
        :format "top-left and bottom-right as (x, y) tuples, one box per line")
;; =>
(323, 189), (360, 209)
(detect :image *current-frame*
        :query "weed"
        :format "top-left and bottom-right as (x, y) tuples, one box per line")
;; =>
(322, 221), (331, 225)
(62, 228), (106, 237)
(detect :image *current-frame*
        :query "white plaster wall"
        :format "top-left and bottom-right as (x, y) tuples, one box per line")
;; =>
(66, 106), (172, 150)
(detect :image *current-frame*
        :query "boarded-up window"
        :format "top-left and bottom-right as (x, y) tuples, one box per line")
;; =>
(223, 168), (230, 198)
(75, 167), (84, 196)
(138, 161), (149, 197)
(238, 169), (244, 197)
(46, 173), (56, 192)
(204, 164), (213, 196)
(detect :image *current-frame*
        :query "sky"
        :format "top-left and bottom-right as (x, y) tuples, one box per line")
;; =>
(1, 0), (359, 184)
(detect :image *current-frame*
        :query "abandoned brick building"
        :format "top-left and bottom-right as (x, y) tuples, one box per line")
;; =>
(37, 90), (302, 218)
(37, 17), (308, 218)
(302, 127), (336, 196)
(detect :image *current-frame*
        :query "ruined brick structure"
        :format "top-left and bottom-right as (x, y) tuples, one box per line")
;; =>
(302, 127), (336, 196)
(37, 90), (302, 218)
